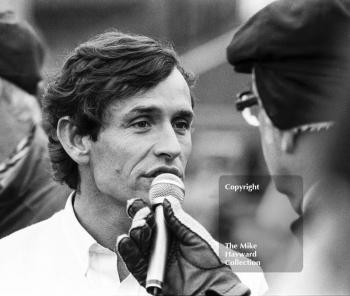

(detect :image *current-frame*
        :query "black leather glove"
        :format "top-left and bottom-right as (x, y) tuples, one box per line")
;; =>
(116, 196), (251, 296)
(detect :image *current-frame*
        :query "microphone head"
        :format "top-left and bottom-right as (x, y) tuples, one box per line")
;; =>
(149, 173), (185, 206)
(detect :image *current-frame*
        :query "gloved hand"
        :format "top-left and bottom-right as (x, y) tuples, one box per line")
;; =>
(116, 196), (251, 296)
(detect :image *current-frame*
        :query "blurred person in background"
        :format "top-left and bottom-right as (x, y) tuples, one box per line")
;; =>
(0, 11), (69, 239)
(118, 0), (350, 295)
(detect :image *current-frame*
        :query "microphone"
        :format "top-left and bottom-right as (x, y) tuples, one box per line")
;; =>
(146, 173), (185, 296)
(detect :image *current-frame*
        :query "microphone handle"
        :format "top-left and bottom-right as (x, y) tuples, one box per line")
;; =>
(146, 204), (169, 295)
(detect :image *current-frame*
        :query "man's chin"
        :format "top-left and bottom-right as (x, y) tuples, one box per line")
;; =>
(273, 177), (303, 215)
(129, 186), (152, 204)
(126, 176), (163, 204)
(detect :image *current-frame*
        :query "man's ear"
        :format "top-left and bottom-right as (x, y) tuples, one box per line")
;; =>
(280, 130), (297, 154)
(57, 116), (91, 164)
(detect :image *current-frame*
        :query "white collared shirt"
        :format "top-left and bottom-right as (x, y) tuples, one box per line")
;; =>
(0, 192), (148, 296)
(0, 192), (267, 296)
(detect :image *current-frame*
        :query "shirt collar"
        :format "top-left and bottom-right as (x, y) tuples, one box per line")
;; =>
(61, 191), (97, 276)
(291, 181), (321, 240)
(302, 180), (322, 213)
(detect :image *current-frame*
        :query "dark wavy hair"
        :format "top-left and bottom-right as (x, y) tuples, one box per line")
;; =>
(42, 30), (195, 190)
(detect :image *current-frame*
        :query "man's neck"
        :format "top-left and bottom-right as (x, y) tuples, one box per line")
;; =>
(73, 188), (130, 251)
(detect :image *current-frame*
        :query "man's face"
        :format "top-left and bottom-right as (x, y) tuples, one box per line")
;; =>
(251, 74), (286, 177)
(87, 68), (193, 204)
(251, 74), (299, 203)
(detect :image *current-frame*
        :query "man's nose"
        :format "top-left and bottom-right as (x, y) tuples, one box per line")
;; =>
(153, 124), (181, 160)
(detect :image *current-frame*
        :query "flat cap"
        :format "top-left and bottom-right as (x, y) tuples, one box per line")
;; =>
(0, 11), (45, 95)
(227, 0), (350, 129)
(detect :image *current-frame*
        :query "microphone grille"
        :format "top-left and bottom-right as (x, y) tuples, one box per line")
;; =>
(149, 173), (185, 206)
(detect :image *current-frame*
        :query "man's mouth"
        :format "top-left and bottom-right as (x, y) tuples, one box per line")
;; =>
(143, 167), (183, 179)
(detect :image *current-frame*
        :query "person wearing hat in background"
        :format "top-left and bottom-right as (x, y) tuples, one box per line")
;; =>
(227, 0), (350, 293)
(117, 0), (350, 295)
(0, 11), (69, 238)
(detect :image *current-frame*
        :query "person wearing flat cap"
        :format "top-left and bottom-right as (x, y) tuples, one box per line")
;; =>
(227, 0), (350, 294)
(0, 11), (69, 238)
(117, 0), (350, 295)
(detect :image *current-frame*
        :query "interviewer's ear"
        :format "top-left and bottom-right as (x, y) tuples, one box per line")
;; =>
(56, 116), (91, 164)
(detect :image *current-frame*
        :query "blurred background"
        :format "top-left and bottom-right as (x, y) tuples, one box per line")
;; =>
(2, 0), (299, 279)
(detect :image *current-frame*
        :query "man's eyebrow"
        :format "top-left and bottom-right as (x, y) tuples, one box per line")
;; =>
(123, 105), (194, 120)
(174, 110), (194, 120)
(122, 106), (161, 119)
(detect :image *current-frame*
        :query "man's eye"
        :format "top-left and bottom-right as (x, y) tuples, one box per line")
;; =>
(131, 120), (151, 129)
(173, 120), (190, 131)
